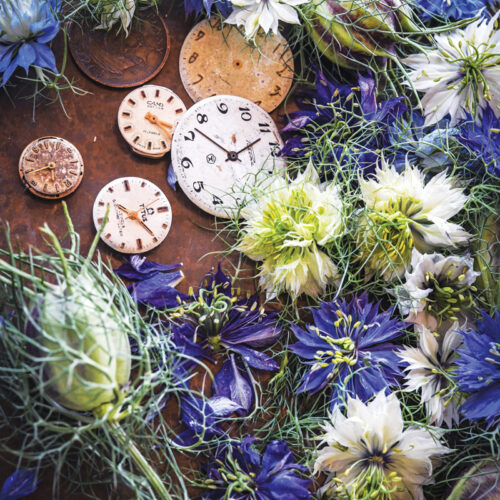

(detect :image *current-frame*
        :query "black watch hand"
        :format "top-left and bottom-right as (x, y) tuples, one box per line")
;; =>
(235, 137), (262, 155)
(194, 128), (230, 154)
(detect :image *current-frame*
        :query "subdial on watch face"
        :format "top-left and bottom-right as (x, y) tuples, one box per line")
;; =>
(171, 95), (286, 218)
(117, 85), (186, 158)
(93, 177), (172, 254)
(18, 137), (84, 199)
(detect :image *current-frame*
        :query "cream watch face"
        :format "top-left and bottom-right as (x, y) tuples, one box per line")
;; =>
(117, 85), (186, 158)
(179, 18), (294, 113)
(93, 177), (172, 254)
(171, 95), (286, 218)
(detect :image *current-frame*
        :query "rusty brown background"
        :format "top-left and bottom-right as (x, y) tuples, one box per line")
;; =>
(0, 2), (289, 497)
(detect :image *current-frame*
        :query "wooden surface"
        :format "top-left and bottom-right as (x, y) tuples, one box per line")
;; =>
(0, 3), (290, 497)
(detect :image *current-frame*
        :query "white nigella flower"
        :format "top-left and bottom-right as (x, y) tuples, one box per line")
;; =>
(225, 0), (307, 39)
(395, 249), (480, 331)
(358, 159), (470, 280)
(403, 13), (500, 126)
(314, 391), (451, 500)
(97, 0), (136, 37)
(398, 324), (462, 427)
(238, 161), (344, 300)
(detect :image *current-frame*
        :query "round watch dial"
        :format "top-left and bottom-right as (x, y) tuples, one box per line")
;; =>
(180, 18), (294, 113)
(117, 85), (186, 158)
(18, 137), (84, 199)
(93, 177), (172, 254)
(171, 95), (286, 218)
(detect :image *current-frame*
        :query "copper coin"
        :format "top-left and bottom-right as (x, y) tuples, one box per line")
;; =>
(68, 11), (170, 88)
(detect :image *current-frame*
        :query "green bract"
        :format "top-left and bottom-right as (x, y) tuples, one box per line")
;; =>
(39, 271), (131, 412)
(305, 0), (419, 69)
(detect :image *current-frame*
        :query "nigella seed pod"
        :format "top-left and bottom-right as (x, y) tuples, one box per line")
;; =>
(306, 0), (420, 69)
(38, 271), (131, 413)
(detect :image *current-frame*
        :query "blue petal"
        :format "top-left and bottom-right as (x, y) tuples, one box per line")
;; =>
(14, 43), (36, 73)
(214, 356), (253, 412)
(32, 42), (57, 73)
(129, 272), (187, 308)
(0, 470), (38, 500)
(167, 163), (178, 191)
(207, 396), (242, 417)
(229, 345), (279, 371)
(115, 257), (182, 280)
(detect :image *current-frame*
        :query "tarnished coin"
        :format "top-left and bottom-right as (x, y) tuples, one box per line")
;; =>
(68, 11), (170, 88)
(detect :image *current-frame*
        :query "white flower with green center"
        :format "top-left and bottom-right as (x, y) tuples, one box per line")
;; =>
(96, 0), (136, 36)
(358, 159), (470, 280)
(314, 391), (451, 500)
(225, 0), (308, 39)
(395, 249), (480, 331)
(238, 161), (344, 300)
(398, 324), (462, 427)
(403, 13), (500, 126)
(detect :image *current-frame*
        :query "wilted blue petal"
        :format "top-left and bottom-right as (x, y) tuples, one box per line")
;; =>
(0, 469), (38, 500)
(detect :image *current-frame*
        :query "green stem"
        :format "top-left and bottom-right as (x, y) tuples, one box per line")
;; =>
(106, 420), (171, 500)
(446, 460), (490, 500)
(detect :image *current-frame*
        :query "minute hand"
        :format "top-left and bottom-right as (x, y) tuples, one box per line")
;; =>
(235, 138), (262, 155)
(194, 128), (230, 154)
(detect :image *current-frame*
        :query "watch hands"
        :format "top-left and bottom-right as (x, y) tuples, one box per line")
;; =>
(116, 200), (157, 236)
(137, 219), (155, 237)
(145, 112), (173, 139)
(235, 137), (262, 155)
(28, 162), (56, 175)
(194, 128), (231, 154)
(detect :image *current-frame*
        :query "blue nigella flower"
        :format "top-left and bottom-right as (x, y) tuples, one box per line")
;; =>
(0, 0), (60, 86)
(456, 310), (500, 428)
(184, 0), (233, 17)
(289, 293), (405, 410)
(458, 106), (500, 178)
(0, 469), (38, 500)
(280, 67), (406, 174)
(385, 112), (459, 171)
(173, 264), (281, 413)
(199, 436), (311, 500)
(413, 0), (487, 21)
(115, 256), (188, 309)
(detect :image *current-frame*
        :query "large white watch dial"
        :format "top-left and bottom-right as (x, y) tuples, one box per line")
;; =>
(171, 95), (286, 218)
(93, 177), (172, 254)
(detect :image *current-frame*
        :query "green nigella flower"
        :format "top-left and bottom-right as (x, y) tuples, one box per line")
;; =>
(358, 159), (470, 280)
(238, 161), (345, 300)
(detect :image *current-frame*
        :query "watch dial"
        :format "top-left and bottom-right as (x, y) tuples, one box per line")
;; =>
(117, 85), (186, 157)
(18, 137), (84, 199)
(180, 18), (294, 113)
(171, 95), (286, 218)
(93, 177), (172, 254)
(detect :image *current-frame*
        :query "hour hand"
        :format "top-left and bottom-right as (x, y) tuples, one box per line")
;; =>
(145, 112), (173, 139)
(136, 219), (155, 237)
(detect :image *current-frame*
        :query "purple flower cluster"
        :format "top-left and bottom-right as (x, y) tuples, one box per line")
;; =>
(200, 436), (311, 500)
(290, 294), (405, 410)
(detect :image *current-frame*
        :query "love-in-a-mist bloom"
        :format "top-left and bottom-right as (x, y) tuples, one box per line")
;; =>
(456, 310), (500, 427)
(0, 0), (60, 85)
(314, 391), (451, 500)
(395, 250), (480, 330)
(403, 14), (500, 126)
(289, 293), (405, 410)
(96, 0), (138, 36)
(238, 162), (344, 299)
(398, 323), (462, 427)
(225, 0), (307, 39)
(200, 436), (311, 499)
(358, 160), (470, 280)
